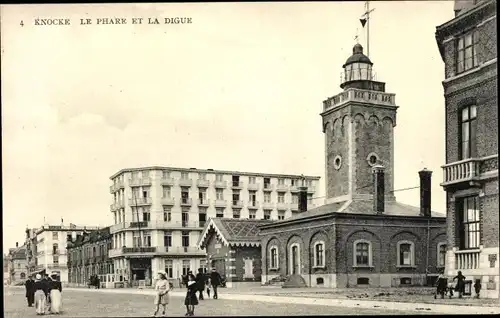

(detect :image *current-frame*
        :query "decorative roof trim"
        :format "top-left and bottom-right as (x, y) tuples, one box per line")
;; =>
(198, 218), (229, 249)
(228, 241), (261, 247)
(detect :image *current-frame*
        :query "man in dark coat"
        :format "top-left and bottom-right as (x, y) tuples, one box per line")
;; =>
(210, 268), (222, 300)
(25, 275), (35, 307)
(195, 268), (205, 300)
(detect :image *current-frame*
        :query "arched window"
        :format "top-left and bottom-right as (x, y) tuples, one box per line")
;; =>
(313, 241), (326, 268)
(353, 240), (372, 267)
(437, 242), (447, 268)
(289, 243), (301, 275)
(397, 241), (415, 267)
(269, 246), (279, 269)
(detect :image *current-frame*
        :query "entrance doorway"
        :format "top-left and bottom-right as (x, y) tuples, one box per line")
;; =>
(129, 258), (152, 286)
(211, 259), (226, 277)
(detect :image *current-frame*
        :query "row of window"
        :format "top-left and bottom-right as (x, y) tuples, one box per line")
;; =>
(114, 170), (313, 187)
(268, 241), (448, 270)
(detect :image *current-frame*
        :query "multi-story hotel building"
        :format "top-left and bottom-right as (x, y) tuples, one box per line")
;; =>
(109, 166), (320, 286)
(25, 223), (101, 283)
(436, 0), (498, 298)
(8, 242), (27, 285)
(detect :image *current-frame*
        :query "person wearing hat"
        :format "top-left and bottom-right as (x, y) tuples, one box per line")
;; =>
(33, 273), (49, 315)
(48, 273), (63, 314)
(153, 272), (171, 317)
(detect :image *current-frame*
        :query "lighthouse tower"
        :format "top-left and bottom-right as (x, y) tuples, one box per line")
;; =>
(321, 43), (399, 205)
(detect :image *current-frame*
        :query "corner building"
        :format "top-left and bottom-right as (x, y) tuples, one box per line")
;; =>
(435, 0), (498, 298)
(259, 44), (447, 288)
(108, 166), (319, 286)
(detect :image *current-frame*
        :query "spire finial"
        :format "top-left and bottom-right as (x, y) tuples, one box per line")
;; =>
(360, 1), (376, 58)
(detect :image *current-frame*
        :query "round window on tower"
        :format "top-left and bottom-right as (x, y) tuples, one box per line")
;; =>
(366, 152), (379, 167)
(333, 155), (342, 170)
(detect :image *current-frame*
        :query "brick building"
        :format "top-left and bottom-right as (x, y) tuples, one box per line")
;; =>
(258, 43), (447, 288)
(67, 227), (114, 287)
(198, 218), (273, 286)
(435, 0), (498, 298)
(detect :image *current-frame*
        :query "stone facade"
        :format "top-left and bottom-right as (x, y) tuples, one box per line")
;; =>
(260, 212), (446, 288)
(436, 0), (498, 298)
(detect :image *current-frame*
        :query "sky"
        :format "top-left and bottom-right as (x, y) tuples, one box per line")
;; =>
(1, 1), (455, 251)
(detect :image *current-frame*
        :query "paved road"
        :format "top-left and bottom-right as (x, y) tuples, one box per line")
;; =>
(4, 287), (427, 317)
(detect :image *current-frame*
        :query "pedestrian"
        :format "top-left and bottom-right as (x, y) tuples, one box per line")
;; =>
(206, 278), (212, 299)
(25, 275), (35, 307)
(453, 271), (466, 299)
(474, 279), (482, 299)
(434, 272), (447, 299)
(210, 268), (222, 300)
(48, 273), (63, 314)
(33, 274), (49, 315)
(195, 268), (205, 300)
(184, 274), (198, 316)
(153, 272), (171, 317)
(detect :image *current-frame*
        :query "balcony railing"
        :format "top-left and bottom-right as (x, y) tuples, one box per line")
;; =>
(109, 180), (124, 193)
(128, 197), (152, 206)
(323, 87), (396, 112)
(214, 180), (227, 188)
(160, 177), (175, 185)
(180, 198), (192, 206)
(214, 199), (227, 207)
(197, 179), (210, 188)
(161, 198), (175, 206)
(276, 202), (288, 210)
(262, 202), (274, 210)
(441, 158), (482, 187)
(157, 246), (206, 255)
(129, 177), (152, 187)
(290, 203), (299, 211)
(263, 183), (274, 191)
(454, 248), (481, 270)
(247, 201), (259, 209)
(179, 179), (193, 187)
(232, 200), (244, 208)
(129, 221), (149, 228)
(276, 184), (289, 192)
(181, 220), (200, 228)
(231, 181), (243, 189)
(247, 183), (260, 191)
(197, 198), (210, 206)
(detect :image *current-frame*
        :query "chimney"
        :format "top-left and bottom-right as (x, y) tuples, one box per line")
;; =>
(298, 176), (309, 212)
(372, 165), (385, 214)
(419, 168), (432, 217)
(16, 242), (18, 248)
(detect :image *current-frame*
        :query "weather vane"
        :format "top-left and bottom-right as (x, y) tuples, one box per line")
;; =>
(360, 1), (375, 57)
(354, 28), (360, 44)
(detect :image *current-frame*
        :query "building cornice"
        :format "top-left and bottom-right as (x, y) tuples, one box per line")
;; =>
(110, 165), (321, 181)
(258, 211), (446, 230)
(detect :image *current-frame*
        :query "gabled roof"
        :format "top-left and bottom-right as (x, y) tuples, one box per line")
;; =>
(260, 199), (446, 228)
(198, 218), (274, 248)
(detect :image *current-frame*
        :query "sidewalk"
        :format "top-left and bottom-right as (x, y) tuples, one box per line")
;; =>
(53, 286), (500, 315)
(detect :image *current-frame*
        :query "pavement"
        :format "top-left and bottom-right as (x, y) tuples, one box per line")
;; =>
(7, 285), (499, 315)
(3, 287), (425, 317)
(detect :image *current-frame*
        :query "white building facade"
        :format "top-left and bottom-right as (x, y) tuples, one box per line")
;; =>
(109, 166), (320, 286)
(25, 224), (100, 283)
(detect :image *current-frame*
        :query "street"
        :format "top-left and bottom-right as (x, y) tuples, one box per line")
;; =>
(3, 287), (427, 317)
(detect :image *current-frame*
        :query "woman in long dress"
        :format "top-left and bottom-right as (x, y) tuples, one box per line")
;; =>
(49, 274), (63, 314)
(184, 274), (198, 316)
(33, 274), (49, 315)
(153, 272), (171, 317)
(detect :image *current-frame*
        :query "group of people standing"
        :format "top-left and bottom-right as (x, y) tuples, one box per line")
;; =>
(153, 268), (223, 317)
(25, 273), (63, 315)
